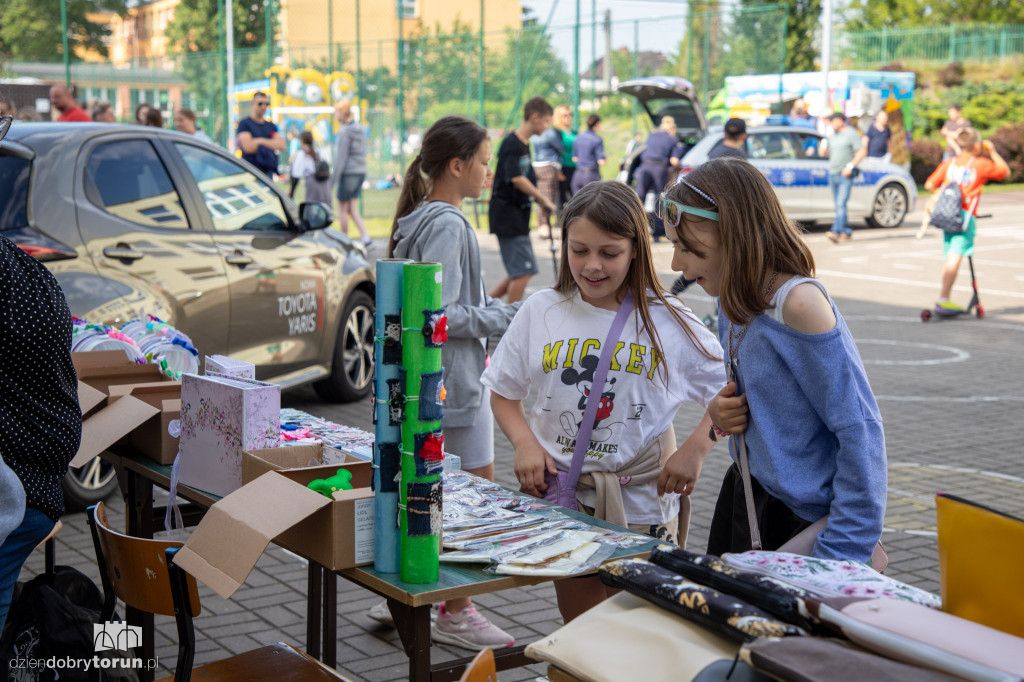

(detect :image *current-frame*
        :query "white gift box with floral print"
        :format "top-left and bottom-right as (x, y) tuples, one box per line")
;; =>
(178, 372), (281, 497)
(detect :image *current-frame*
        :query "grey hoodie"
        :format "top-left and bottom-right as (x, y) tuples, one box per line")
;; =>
(0, 454), (26, 548)
(392, 202), (521, 427)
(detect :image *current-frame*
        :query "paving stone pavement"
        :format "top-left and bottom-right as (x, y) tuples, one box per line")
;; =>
(19, 191), (1024, 681)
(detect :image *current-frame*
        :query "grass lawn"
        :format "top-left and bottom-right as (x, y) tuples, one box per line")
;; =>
(916, 182), (1024, 196)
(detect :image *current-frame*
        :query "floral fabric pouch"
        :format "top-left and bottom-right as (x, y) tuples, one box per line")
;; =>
(599, 558), (807, 643)
(721, 551), (941, 608)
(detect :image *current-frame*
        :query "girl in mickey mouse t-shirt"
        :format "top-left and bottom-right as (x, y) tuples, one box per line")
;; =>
(481, 181), (726, 623)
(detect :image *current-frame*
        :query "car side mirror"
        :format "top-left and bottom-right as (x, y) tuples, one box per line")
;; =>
(299, 201), (332, 231)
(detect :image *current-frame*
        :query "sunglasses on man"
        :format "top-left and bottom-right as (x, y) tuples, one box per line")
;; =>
(655, 192), (719, 228)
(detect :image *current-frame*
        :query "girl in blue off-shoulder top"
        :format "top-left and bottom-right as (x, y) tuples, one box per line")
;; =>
(659, 158), (887, 565)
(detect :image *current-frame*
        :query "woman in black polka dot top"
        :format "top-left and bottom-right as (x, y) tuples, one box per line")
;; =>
(0, 232), (82, 630)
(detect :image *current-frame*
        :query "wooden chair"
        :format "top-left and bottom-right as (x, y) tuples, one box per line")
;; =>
(87, 502), (351, 682)
(458, 647), (496, 682)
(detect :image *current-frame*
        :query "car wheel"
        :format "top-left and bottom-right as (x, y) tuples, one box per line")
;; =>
(62, 457), (118, 510)
(314, 289), (375, 403)
(866, 183), (908, 228)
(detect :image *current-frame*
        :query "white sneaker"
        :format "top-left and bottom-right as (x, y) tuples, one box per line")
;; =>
(366, 600), (440, 628)
(431, 604), (515, 651)
(366, 599), (394, 627)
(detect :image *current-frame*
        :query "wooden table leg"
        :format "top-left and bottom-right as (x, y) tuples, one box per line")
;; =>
(125, 468), (155, 682)
(306, 563), (322, 660)
(390, 599), (432, 682)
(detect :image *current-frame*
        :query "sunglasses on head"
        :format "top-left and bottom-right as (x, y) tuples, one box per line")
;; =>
(656, 193), (719, 227)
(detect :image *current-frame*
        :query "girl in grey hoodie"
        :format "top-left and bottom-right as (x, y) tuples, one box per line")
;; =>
(386, 115), (521, 651)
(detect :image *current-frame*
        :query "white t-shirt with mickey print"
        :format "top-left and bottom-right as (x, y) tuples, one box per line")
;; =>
(481, 288), (725, 525)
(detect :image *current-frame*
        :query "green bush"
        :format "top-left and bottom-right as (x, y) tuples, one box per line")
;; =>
(937, 62), (965, 88)
(909, 138), (943, 184)
(988, 122), (1024, 183)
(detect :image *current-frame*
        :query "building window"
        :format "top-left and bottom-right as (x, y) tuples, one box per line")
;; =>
(397, 0), (418, 19)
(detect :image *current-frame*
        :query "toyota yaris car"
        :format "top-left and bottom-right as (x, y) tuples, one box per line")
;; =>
(0, 122), (376, 505)
(678, 125), (917, 228)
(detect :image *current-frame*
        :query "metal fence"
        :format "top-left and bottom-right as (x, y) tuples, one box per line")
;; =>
(2, 3), (787, 219)
(841, 24), (1024, 67)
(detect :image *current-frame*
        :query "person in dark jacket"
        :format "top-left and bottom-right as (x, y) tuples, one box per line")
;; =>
(636, 116), (683, 240)
(0, 127), (81, 630)
(570, 114), (606, 194)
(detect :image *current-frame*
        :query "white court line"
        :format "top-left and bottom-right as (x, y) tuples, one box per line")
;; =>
(890, 462), (1024, 486)
(845, 313), (1024, 332)
(856, 339), (969, 366)
(891, 263), (924, 271)
(817, 268), (1024, 299)
(876, 394), (1024, 402)
(840, 256), (871, 263)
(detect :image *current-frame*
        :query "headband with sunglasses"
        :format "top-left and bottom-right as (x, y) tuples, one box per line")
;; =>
(656, 191), (719, 227)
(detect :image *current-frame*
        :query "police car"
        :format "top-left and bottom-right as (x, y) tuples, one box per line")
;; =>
(679, 125), (917, 228)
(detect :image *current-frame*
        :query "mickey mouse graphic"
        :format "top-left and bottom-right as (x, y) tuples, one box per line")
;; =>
(559, 354), (622, 443)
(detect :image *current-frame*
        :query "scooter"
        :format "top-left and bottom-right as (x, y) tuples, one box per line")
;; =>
(921, 255), (983, 322)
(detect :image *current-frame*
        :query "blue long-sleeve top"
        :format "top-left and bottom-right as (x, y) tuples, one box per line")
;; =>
(531, 128), (565, 166)
(572, 129), (606, 169)
(717, 300), (886, 564)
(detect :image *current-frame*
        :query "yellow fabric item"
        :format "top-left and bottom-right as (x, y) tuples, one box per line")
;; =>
(936, 492), (1024, 638)
(524, 591), (738, 682)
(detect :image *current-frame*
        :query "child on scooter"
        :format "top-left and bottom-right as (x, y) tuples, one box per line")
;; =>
(923, 128), (1008, 315)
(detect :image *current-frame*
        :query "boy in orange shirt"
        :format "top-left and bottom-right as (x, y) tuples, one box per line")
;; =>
(924, 127), (1009, 313)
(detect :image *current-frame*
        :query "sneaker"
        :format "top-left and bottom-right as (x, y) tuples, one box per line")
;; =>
(361, 235), (373, 247)
(366, 599), (394, 627)
(366, 600), (440, 628)
(431, 605), (515, 651)
(826, 232), (840, 243)
(838, 233), (852, 242)
(934, 300), (964, 314)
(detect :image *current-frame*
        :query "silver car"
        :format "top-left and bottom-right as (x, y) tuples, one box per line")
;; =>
(679, 125), (917, 228)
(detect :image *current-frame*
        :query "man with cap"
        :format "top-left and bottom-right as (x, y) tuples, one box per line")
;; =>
(708, 118), (748, 160)
(820, 112), (866, 242)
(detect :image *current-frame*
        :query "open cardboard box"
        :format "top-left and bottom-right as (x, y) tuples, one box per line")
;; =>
(173, 460), (374, 599)
(241, 442), (365, 484)
(70, 351), (174, 468)
(108, 381), (182, 465)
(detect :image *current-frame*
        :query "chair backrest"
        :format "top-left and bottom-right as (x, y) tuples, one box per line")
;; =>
(458, 647), (496, 682)
(88, 502), (201, 618)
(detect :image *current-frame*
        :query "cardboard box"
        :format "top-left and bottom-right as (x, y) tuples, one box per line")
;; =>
(73, 350), (166, 394)
(70, 351), (171, 469)
(173, 461), (374, 599)
(108, 382), (182, 465)
(241, 443), (363, 485)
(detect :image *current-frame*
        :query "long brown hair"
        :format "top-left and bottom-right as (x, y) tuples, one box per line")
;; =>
(555, 181), (719, 381)
(666, 158), (814, 325)
(388, 115), (488, 257)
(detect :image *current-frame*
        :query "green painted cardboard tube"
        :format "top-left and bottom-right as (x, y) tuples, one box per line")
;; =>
(400, 262), (443, 584)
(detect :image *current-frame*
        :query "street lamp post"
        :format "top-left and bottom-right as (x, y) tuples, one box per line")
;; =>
(60, 0), (70, 88)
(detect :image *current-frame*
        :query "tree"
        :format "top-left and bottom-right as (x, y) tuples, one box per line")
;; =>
(0, 0), (126, 61)
(844, 0), (1024, 30)
(784, 0), (821, 72)
(166, 0), (271, 145)
(166, 0), (270, 55)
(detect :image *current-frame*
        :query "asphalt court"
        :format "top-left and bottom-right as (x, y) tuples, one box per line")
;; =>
(19, 190), (1024, 681)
